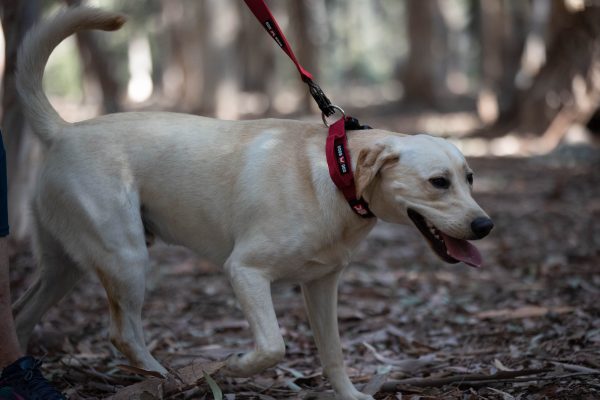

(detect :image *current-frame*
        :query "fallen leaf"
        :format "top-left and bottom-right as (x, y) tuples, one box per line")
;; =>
(475, 306), (574, 320)
(493, 359), (515, 372)
(204, 371), (223, 400)
(108, 378), (164, 400)
(361, 372), (389, 395)
(116, 364), (166, 379)
(177, 360), (225, 385)
(362, 342), (437, 371)
(486, 387), (515, 400)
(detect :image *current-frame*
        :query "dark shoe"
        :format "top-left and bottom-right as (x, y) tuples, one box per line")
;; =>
(0, 356), (65, 400)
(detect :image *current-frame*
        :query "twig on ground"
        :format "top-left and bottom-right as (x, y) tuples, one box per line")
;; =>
(380, 369), (549, 392)
(451, 372), (600, 389)
(550, 361), (600, 374)
(361, 372), (389, 395)
(380, 369), (600, 392)
(362, 342), (437, 371)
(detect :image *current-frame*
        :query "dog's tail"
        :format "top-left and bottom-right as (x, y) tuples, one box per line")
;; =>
(16, 7), (126, 146)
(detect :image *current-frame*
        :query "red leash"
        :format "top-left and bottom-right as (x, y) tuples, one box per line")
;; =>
(243, 0), (374, 219)
(243, 0), (312, 82)
(242, 0), (335, 117)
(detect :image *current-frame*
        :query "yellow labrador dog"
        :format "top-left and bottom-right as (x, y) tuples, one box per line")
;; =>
(14, 7), (492, 400)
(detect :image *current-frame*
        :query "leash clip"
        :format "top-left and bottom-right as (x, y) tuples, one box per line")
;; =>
(321, 105), (345, 127)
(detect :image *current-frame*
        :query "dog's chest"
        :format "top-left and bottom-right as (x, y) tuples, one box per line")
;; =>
(267, 227), (370, 283)
(270, 248), (352, 283)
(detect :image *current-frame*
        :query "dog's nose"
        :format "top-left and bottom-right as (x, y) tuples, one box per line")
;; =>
(471, 217), (494, 239)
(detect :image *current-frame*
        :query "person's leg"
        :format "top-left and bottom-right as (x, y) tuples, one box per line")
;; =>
(0, 131), (65, 399)
(0, 127), (20, 368)
(0, 237), (22, 369)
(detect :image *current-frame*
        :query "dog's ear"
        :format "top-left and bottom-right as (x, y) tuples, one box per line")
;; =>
(355, 142), (399, 198)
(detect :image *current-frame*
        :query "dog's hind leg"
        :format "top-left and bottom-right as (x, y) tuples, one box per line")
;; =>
(95, 247), (167, 375)
(13, 211), (85, 350)
(32, 177), (165, 374)
(77, 199), (166, 375)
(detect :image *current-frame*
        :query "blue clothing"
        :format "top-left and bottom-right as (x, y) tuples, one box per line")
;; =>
(0, 130), (8, 237)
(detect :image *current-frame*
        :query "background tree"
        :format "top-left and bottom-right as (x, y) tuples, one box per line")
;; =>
(65, 0), (122, 114)
(401, 0), (447, 107)
(514, 1), (600, 144)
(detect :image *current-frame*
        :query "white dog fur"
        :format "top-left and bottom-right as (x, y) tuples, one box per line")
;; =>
(13, 8), (491, 400)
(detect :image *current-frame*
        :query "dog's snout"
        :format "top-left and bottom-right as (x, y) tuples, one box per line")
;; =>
(471, 217), (493, 239)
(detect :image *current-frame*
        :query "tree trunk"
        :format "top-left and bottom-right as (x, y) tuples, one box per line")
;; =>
(198, 0), (242, 119)
(159, 1), (203, 112)
(402, 0), (447, 107)
(477, 0), (504, 124)
(236, 0), (275, 115)
(0, 0), (40, 243)
(515, 2), (600, 138)
(499, 1), (529, 115)
(64, 0), (121, 113)
(477, 0), (528, 125)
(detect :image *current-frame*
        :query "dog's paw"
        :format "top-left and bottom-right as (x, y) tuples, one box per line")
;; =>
(222, 348), (285, 377)
(222, 352), (250, 377)
(341, 393), (374, 400)
(353, 394), (375, 400)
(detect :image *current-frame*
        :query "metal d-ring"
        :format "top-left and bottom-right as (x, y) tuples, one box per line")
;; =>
(321, 105), (346, 127)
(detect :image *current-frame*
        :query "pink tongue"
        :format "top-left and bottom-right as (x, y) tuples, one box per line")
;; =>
(440, 232), (482, 268)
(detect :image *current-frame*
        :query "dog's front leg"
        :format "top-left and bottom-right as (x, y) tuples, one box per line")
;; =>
(223, 260), (285, 377)
(302, 272), (374, 400)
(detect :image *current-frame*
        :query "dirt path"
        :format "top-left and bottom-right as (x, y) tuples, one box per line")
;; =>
(9, 148), (600, 399)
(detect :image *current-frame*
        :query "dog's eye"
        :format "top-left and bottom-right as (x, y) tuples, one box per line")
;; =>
(467, 173), (473, 185)
(429, 177), (450, 189)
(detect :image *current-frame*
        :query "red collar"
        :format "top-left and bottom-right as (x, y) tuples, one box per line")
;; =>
(326, 117), (375, 218)
(243, 0), (375, 218)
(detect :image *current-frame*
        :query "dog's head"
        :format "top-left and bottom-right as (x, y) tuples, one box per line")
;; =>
(355, 134), (492, 267)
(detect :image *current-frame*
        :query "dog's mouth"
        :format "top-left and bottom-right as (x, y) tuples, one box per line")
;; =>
(407, 209), (482, 268)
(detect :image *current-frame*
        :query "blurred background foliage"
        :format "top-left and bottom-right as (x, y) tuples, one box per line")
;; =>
(1, 0), (599, 240)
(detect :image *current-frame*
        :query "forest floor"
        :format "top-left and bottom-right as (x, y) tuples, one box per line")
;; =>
(8, 136), (600, 399)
